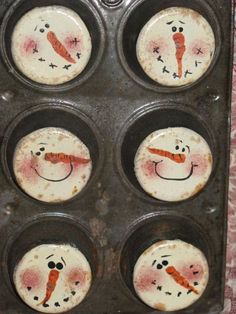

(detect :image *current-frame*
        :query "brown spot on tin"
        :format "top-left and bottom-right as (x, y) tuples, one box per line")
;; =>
(72, 186), (78, 195)
(193, 183), (204, 195)
(181, 192), (190, 199)
(37, 194), (43, 199)
(155, 303), (166, 311)
(208, 154), (213, 165)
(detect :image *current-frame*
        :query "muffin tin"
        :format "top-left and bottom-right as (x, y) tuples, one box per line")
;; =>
(0, 0), (234, 313)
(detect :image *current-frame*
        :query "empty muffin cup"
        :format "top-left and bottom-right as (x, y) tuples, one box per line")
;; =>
(13, 127), (92, 203)
(134, 127), (213, 202)
(133, 239), (209, 311)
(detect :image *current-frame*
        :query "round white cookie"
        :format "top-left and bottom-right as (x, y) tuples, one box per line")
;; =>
(11, 6), (92, 85)
(14, 244), (92, 313)
(13, 127), (92, 203)
(134, 127), (212, 201)
(136, 7), (215, 87)
(133, 240), (209, 311)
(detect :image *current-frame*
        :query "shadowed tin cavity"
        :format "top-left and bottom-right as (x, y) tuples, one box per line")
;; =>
(13, 127), (92, 203)
(117, 0), (220, 92)
(0, 0), (105, 91)
(2, 104), (102, 204)
(134, 127), (213, 202)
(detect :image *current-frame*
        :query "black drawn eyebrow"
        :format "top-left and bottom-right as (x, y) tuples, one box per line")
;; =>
(177, 139), (183, 143)
(61, 257), (66, 266)
(34, 26), (38, 31)
(179, 20), (185, 24)
(161, 255), (172, 257)
(166, 21), (174, 25)
(38, 143), (48, 145)
(46, 254), (54, 259)
(186, 145), (190, 153)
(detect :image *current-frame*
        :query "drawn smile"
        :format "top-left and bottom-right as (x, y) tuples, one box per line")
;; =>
(153, 160), (198, 181)
(32, 162), (73, 182)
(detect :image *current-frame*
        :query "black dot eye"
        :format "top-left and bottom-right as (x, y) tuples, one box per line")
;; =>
(36, 152), (41, 156)
(156, 264), (163, 270)
(179, 27), (184, 32)
(56, 262), (63, 270)
(172, 26), (177, 32)
(175, 145), (179, 150)
(182, 148), (186, 152)
(45, 24), (50, 28)
(40, 28), (44, 33)
(162, 260), (169, 266)
(40, 147), (45, 152)
(48, 261), (55, 269)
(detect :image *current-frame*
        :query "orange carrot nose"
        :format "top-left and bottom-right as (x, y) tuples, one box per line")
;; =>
(147, 147), (186, 163)
(45, 152), (90, 165)
(47, 31), (76, 64)
(173, 32), (186, 78)
(173, 32), (185, 49)
(39, 269), (60, 305)
(166, 266), (199, 295)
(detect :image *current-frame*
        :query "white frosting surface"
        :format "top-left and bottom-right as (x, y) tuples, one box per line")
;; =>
(14, 244), (92, 313)
(133, 240), (209, 311)
(134, 127), (213, 201)
(136, 7), (215, 86)
(11, 6), (92, 85)
(13, 127), (92, 203)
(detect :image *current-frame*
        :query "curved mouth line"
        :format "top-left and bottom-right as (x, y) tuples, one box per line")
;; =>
(153, 160), (198, 181)
(31, 162), (73, 182)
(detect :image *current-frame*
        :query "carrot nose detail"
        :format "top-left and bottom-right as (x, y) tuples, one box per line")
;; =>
(173, 32), (186, 78)
(45, 153), (90, 165)
(47, 31), (76, 64)
(147, 147), (186, 163)
(38, 269), (60, 306)
(166, 266), (199, 295)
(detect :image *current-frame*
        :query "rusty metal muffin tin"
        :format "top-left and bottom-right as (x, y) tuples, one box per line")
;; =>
(0, 0), (233, 312)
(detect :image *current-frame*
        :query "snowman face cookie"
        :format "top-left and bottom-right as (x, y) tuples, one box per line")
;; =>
(133, 240), (209, 311)
(13, 127), (92, 203)
(11, 6), (92, 85)
(134, 127), (212, 201)
(14, 244), (92, 313)
(136, 7), (215, 87)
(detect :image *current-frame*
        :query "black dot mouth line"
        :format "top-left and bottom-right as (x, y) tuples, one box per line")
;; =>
(31, 162), (73, 182)
(152, 160), (198, 181)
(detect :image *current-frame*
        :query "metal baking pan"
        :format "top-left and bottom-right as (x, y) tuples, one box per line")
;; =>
(0, 0), (234, 313)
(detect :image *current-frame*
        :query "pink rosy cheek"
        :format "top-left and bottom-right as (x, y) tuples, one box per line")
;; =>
(20, 267), (43, 290)
(64, 34), (83, 52)
(188, 40), (211, 58)
(141, 160), (166, 179)
(21, 38), (40, 56)
(134, 267), (164, 292)
(147, 38), (169, 56)
(179, 263), (205, 282)
(188, 154), (212, 177)
(67, 267), (89, 287)
(18, 156), (41, 183)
